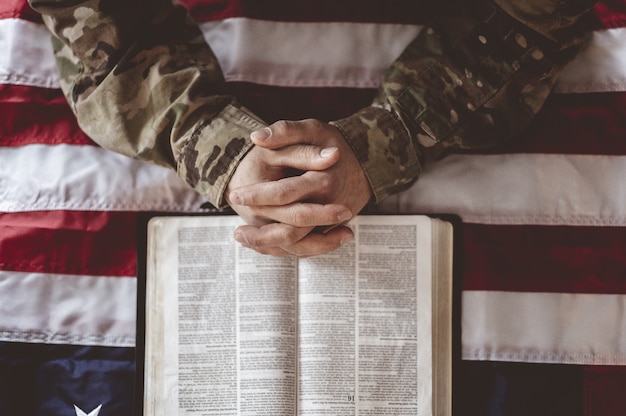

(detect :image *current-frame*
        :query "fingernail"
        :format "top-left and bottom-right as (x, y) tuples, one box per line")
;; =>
(337, 210), (352, 222)
(250, 127), (272, 141)
(234, 231), (247, 245)
(341, 234), (354, 245)
(320, 147), (338, 158)
(229, 192), (242, 205)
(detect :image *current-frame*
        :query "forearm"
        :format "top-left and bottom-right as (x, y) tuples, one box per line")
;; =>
(29, 0), (264, 207)
(332, 0), (597, 202)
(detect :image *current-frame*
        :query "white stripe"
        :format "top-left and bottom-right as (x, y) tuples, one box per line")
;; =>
(0, 144), (208, 212)
(3, 146), (626, 227)
(376, 153), (626, 226)
(554, 28), (626, 93)
(2, 17), (626, 92)
(0, 271), (136, 347)
(200, 18), (421, 87)
(0, 18), (58, 88)
(3, 263), (624, 364)
(462, 291), (626, 365)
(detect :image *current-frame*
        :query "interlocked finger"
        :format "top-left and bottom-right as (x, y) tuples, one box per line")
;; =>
(229, 171), (334, 207)
(234, 223), (354, 258)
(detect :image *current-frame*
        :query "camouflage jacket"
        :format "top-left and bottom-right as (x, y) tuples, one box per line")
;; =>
(29, 0), (596, 207)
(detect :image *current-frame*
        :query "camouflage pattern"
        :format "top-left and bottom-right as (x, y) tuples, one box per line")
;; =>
(29, 0), (264, 207)
(332, 0), (596, 202)
(30, 0), (596, 207)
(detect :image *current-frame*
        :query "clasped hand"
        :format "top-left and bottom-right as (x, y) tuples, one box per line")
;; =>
(226, 119), (372, 257)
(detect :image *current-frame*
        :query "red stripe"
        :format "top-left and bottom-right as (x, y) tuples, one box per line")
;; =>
(3, 82), (624, 156)
(179, 0), (441, 24)
(462, 224), (626, 294)
(234, 87), (626, 156)
(5, 0), (625, 27)
(0, 0), (40, 22)
(0, 211), (138, 277)
(3, 84), (625, 154)
(467, 92), (626, 156)
(583, 366), (626, 416)
(0, 85), (93, 147)
(179, 0), (626, 28)
(594, 0), (626, 28)
(0, 82), (376, 146)
(521, 92), (626, 156)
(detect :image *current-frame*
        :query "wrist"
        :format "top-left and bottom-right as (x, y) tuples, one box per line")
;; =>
(177, 104), (264, 208)
(331, 106), (421, 203)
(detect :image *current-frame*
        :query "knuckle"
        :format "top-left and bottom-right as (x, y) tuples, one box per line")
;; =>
(296, 145), (316, 164)
(318, 173), (332, 189)
(289, 208), (307, 227)
(273, 186), (293, 204)
(271, 120), (291, 135)
(303, 118), (322, 128)
(250, 231), (276, 248)
(313, 174), (334, 198)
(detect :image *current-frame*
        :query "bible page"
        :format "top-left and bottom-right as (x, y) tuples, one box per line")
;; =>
(144, 216), (297, 416)
(297, 216), (435, 416)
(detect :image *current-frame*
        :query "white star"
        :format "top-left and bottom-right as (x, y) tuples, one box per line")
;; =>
(74, 404), (102, 416)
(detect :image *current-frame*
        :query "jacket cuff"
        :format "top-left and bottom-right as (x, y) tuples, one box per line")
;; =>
(331, 106), (422, 203)
(177, 105), (265, 208)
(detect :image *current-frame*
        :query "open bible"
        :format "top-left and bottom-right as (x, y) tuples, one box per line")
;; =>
(142, 215), (453, 416)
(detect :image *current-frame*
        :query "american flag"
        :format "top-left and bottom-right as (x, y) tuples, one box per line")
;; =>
(1, 0), (625, 415)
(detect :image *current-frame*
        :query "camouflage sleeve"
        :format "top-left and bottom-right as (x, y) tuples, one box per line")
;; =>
(28, 0), (265, 208)
(331, 0), (597, 203)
